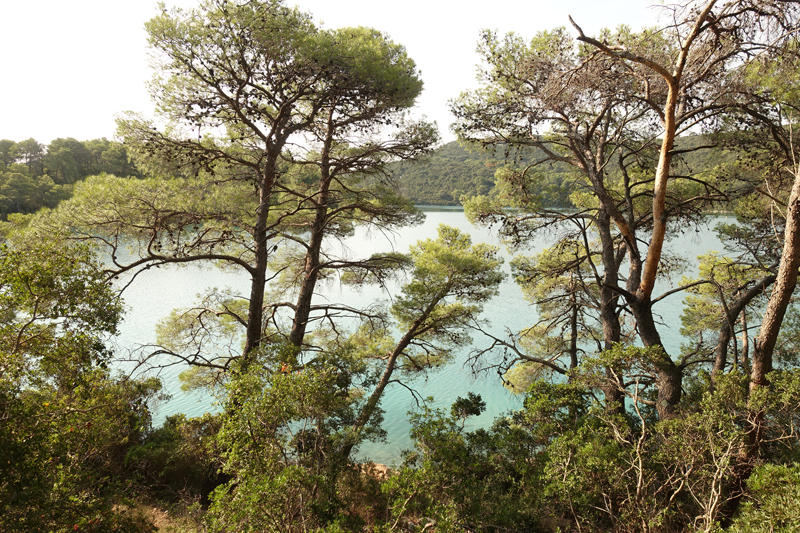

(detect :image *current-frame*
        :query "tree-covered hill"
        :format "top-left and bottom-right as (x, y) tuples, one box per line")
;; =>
(391, 140), (574, 206)
(392, 136), (736, 207)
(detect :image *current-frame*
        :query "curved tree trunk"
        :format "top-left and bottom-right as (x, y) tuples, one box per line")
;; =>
(338, 293), (442, 460)
(749, 170), (800, 434)
(724, 170), (800, 524)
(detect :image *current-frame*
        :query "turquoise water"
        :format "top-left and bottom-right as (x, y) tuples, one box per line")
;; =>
(112, 209), (730, 464)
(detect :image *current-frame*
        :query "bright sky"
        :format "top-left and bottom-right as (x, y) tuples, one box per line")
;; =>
(0, 0), (660, 145)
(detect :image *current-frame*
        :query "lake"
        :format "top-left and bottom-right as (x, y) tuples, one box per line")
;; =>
(112, 207), (730, 464)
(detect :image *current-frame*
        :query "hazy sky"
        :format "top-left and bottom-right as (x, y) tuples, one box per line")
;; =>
(1, 0), (660, 145)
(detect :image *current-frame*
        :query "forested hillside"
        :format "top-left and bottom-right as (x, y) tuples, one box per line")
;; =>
(391, 141), (501, 205)
(393, 136), (736, 207)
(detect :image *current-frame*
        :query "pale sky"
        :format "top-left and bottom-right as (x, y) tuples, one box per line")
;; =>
(1, 0), (659, 145)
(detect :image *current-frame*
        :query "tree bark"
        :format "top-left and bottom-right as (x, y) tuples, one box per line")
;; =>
(287, 203), (327, 348)
(597, 210), (625, 415)
(572, 0), (720, 419)
(724, 170), (800, 524)
(628, 295), (681, 419)
(749, 169), (800, 432)
(241, 153), (280, 371)
(710, 275), (776, 385)
(289, 120), (334, 348)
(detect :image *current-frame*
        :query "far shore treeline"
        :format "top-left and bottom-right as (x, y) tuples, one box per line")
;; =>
(0, 136), (734, 215)
(0, 137), (141, 218)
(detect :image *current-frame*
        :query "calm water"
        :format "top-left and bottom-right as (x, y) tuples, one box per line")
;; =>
(112, 208), (730, 464)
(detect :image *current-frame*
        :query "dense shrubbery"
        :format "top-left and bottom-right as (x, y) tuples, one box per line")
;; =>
(366, 368), (799, 532)
(125, 413), (224, 506)
(0, 238), (162, 532)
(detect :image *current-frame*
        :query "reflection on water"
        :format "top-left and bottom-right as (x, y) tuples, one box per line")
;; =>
(113, 209), (731, 464)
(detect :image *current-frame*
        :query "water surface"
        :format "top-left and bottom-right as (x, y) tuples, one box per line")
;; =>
(113, 209), (731, 464)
